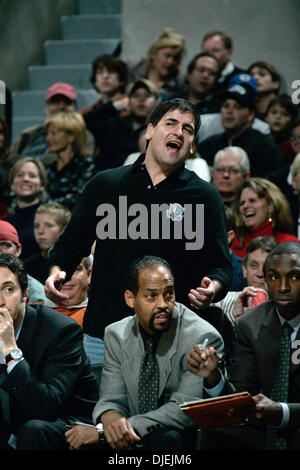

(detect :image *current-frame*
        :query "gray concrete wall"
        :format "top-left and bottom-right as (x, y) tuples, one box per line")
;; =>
(122, 0), (300, 95)
(0, 0), (77, 91)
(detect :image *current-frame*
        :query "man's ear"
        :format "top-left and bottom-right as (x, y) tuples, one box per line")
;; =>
(124, 289), (135, 309)
(226, 48), (233, 62)
(87, 267), (92, 284)
(145, 122), (154, 141)
(191, 140), (196, 155)
(16, 243), (22, 258)
(23, 287), (28, 303)
(248, 110), (255, 125)
(272, 80), (280, 92)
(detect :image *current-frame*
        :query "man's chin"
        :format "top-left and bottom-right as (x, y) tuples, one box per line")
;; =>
(150, 314), (172, 333)
(253, 283), (267, 289)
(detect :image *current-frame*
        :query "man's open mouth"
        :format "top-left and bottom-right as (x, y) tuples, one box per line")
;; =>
(166, 140), (182, 151)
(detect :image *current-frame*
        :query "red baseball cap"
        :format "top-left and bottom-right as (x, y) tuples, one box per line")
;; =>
(0, 221), (20, 245)
(46, 82), (77, 101)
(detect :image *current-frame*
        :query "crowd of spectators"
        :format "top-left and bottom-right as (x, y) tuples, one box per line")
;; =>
(0, 26), (299, 452)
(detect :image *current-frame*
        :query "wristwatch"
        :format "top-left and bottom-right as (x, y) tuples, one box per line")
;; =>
(96, 422), (106, 446)
(5, 348), (23, 364)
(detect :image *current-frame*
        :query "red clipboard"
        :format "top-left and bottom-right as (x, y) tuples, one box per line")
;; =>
(180, 392), (256, 429)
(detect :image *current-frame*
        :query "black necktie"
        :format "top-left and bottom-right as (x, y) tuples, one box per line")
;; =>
(266, 322), (293, 450)
(138, 336), (160, 414)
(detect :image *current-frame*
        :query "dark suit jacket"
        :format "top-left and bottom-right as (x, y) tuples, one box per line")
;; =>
(0, 304), (98, 431)
(222, 300), (300, 432)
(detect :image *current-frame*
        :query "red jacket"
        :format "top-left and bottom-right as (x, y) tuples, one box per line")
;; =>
(231, 221), (299, 258)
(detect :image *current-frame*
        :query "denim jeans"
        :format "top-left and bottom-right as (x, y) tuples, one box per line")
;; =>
(83, 334), (104, 365)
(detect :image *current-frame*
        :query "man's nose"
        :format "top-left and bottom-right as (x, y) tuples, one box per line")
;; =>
(279, 276), (290, 292)
(256, 266), (264, 278)
(0, 292), (5, 306)
(222, 169), (231, 177)
(156, 294), (168, 309)
(201, 69), (210, 78)
(174, 125), (183, 138)
(58, 101), (67, 110)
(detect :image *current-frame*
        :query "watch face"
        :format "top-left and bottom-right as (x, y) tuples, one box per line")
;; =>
(10, 348), (23, 360)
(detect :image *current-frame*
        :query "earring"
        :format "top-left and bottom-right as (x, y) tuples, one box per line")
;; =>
(268, 212), (273, 223)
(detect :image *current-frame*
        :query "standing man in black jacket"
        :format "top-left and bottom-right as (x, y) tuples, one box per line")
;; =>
(45, 98), (232, 367)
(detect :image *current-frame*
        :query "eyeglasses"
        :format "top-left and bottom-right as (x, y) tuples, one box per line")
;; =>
(214, 167), (243, 175)
(193, 66), (218, 78)
(292, 135), (300, 143)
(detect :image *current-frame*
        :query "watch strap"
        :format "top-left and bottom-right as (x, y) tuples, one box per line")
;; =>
(5, 348), (23, 364)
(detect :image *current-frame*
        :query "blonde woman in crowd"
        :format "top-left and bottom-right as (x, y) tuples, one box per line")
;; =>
(231, 177), (299, 258)
(126, 27), (186, 101)
(44, 111), (97, 211)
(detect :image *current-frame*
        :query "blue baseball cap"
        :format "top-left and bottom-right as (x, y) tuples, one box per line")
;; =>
(228, 73), (257, 92)
(220, 75), (257, 110)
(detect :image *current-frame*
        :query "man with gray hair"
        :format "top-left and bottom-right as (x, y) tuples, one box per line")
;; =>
(211, 146), (250, 205)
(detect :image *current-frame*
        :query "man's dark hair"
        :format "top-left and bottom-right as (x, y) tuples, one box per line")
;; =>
(148, 98), (201, 136)
(187, 52), (221, 79)
(126, 255), (174, 296)
(243, 236), (278, 266)
(0, 253), (28, 294)
(248, 61), (280, 85)
(263, 241), (300, 276)
(90, 54), (128, 92)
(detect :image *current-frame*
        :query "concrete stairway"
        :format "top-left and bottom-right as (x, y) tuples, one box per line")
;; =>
(11, 0), (121, 141)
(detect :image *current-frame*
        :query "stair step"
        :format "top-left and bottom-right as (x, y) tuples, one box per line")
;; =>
(45, 39), (120, 65)
(61, 14), (121, 40)
(28, 64), (93, 90)
(11, 116), (45, 142)
(77, 0), (121, 14)
(12, 1), (122, 142)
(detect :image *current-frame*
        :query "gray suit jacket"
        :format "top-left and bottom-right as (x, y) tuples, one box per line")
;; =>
(222, 300), (300, 432)
(93, 302), (224, 437)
